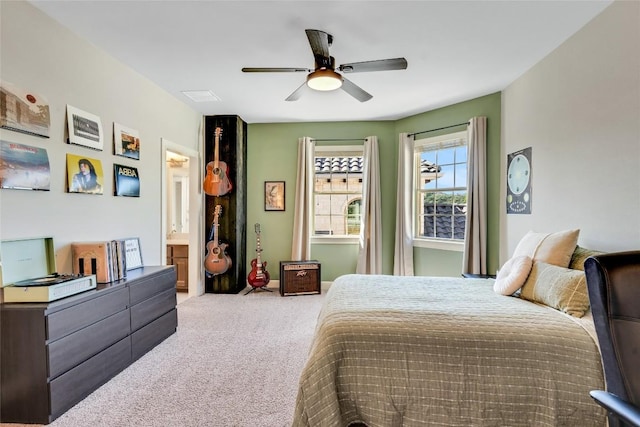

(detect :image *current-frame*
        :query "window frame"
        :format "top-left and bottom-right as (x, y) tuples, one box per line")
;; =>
(311, 145), (364, 245)
(412, 131), (468, 252)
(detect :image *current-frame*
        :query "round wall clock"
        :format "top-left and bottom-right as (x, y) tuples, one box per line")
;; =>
(507, 154), (530, 195)
(506, 147), (532, 214)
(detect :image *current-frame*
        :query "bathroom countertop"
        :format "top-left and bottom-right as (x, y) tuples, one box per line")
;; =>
(167, 239), (189, 245)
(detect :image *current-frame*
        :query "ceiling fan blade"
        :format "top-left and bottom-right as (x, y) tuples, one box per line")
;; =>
(242, 67), (310, 73)
(305, 29), (332, 65)
(339, 58), (408, 73)
(341, 78), (373, 102)
(285, 82), (307, 101)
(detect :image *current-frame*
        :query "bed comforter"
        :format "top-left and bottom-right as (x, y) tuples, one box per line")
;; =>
(292, 274), (605, 427)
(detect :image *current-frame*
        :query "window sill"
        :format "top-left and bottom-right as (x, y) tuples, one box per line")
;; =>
(413, 238), (464, 252)
(311, 236), (360, 245)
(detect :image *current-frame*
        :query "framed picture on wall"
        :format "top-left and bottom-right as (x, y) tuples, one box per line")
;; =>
(506, 147), (532, 214)
(113, 122), (140, 159)
(0, 140), (51, 190)
(66, 153), (104, 194)
(113, 163), (140, 197)
(0, 80), (51, 138)
(264, 181), (285, 211)
(66, 105), (104, 150)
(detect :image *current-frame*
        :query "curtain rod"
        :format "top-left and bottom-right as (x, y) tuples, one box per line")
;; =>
(311, 138), (366, 142)
(408, 121), (469, 138)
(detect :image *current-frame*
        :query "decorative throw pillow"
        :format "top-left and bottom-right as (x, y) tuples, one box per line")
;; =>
(512, 229), (580, 268)
(520, 261), (590, 317)
(568, 246), (605, 271)
(493, 255), (533, 296)
(513, 231), (547, 259)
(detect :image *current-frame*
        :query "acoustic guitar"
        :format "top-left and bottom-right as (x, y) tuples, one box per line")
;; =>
(203, 127), (232, 197)
(247, 223), (270, 288)
(204, 205), (232, 276)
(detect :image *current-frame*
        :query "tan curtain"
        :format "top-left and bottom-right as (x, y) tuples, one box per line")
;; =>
(462, 117), (488, 274)
(393, 132), (415, 276)
(356, 136), (382, 274)
(291, 137), (315, 260)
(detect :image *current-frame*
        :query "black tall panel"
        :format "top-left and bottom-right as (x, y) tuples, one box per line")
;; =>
(203, 115), (247, 293)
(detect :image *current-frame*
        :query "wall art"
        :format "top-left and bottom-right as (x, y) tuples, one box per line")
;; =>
(113, 122), (140, 160)
(66, 105), (104, 150)
(264, 180), (285, 211)
(0, 80), (50, 138)
(66, 153), (104, 195)
(0, 140), (50, 190)
(113, 163), (140, 197)
(506, 147), (532, 214)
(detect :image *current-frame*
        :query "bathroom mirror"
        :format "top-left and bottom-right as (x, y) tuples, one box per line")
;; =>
(166, 151), (189, 235)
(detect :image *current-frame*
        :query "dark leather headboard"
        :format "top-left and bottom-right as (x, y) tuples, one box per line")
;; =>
(585, 251), (640, 405)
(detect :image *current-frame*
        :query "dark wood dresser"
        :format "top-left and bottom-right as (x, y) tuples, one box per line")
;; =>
(0, 265), (177, 424)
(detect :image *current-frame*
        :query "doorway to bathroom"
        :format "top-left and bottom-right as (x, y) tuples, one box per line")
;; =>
(161, 138), (202, 299)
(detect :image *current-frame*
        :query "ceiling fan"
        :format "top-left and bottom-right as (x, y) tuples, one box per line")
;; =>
(242, 29), (408, 102)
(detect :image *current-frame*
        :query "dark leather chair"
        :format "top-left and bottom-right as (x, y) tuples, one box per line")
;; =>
(584, 251), (640, 427)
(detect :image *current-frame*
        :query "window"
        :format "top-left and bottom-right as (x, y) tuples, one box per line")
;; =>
(414, 131), (468, 248)
(313, 145), (364, 240)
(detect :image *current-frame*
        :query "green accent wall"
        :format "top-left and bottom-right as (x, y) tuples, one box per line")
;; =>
(395, 93), (501, 276)
(246, 92), (501, 281)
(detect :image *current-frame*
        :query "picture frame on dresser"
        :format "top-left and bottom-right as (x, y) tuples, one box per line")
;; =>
(123, 237), (143, 270)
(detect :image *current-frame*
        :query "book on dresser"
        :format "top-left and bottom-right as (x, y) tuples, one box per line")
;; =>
(72, 239), (130, 283)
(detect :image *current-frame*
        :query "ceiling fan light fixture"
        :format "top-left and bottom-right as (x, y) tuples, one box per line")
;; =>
(307, 69), (343, 91)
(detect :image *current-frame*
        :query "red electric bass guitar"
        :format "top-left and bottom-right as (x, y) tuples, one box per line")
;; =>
(204, 205), (232, 276)
(246, 223), (271, 294)
(203, 127), (232, 197)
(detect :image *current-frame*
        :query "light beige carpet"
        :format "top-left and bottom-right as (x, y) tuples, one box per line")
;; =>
(42, 287), (325, 427)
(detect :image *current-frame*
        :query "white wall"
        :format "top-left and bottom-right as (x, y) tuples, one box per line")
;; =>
(0, 1), (202, 272)
(501, 0), (640, 260)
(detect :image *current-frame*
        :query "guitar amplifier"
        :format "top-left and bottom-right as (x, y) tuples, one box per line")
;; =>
(279, 261), (321, 296)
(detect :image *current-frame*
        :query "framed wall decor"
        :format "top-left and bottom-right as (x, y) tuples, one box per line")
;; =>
(506, 147), (532, 214)
(113, 122), (140, 159)
(264, 181), (285, 211)
(66, 105), (104, 150)
(0, 140), (51, 190)
(113, 163), (140, 197)
(66, 153), (104, 195)
(0, 80), (51, 138)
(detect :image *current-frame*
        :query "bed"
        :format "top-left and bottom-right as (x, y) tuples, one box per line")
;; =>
(292, 241), (606, 427)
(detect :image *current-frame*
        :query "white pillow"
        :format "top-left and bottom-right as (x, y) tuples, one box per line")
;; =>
(493, 255), (533, 296)
(512, 229), (579, 268)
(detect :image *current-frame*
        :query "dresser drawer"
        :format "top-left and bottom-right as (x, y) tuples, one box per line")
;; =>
(48, 309), (130, 379)
(129, 268), (176, 306)
(130, 287), (176, 332)
(49, 337), (131, 420)
(131, 308), (177, 361)
(46, 286), (128, 341)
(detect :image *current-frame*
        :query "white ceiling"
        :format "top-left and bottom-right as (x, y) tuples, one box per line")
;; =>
(29, 1), (612, 124)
